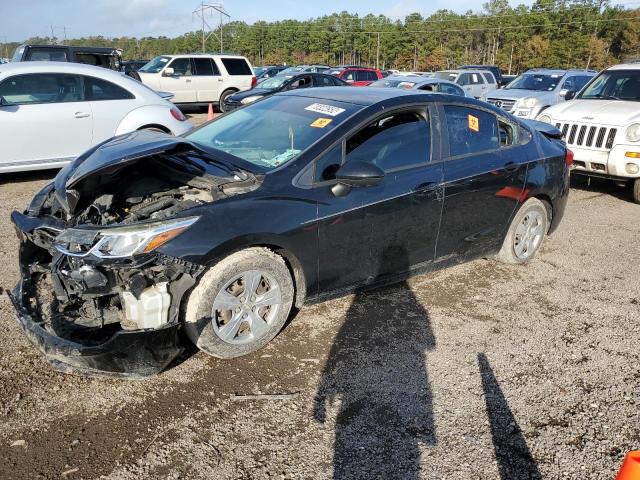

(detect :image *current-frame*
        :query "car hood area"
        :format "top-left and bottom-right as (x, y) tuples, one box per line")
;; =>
(229, 87), (274, 101)
(544, 99), (640, 126)
(488, 88), (553, 101)
(50, 129), (259, 219)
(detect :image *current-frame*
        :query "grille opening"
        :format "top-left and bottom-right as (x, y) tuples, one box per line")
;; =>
(568, 124), (578, 144)
(576, 125), (587, 145)
(595, 127), (607, 148)
(586, 126), (597, 147)
(573, 160), (586, 168)
(605, 128), (617, 149)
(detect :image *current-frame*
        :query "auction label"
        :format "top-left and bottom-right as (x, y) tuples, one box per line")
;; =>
(305, 103), (346, 116)
(468, 114), (479, 132)
(310, 118), (333, 128)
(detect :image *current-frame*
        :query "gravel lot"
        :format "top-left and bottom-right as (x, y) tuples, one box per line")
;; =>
(0, 117), (638, 479)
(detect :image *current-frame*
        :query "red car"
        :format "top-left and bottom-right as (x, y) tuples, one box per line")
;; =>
(330, 67), (383, 86)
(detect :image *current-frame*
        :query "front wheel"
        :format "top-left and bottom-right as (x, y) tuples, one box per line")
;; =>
(633, 178), (640, 204)
(496, 198), (549, 264)
(184, 248), (294, 358)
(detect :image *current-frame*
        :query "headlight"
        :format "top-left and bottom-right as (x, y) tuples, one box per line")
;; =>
(56, 217), (199, 258)
(240, 95), (263, 105)
(538, 114), (553, 124)
(626, 123), (640, 142)
(520, 97), (539, 108)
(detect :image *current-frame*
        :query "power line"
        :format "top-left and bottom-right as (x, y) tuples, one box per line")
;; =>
(193, 2), (230, 53)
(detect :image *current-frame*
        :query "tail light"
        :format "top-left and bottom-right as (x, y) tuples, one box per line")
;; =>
(251, 76), (257, 88)
(565, 148), (574, 166)
(170, 107), (186, 122)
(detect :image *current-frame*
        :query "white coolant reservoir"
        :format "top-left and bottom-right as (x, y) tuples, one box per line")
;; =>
(121, 282), (171, 330)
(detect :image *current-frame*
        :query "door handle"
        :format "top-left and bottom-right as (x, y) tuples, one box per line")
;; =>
(186, 79), (192, 83)
(504, 162), (519, 173)
(74, 112), (90, 118)
(217, 78), (223, 82)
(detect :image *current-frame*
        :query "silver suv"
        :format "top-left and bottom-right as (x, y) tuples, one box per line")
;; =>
(483, 68), (596, 119)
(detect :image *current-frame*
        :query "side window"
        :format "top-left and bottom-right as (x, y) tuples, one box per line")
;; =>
(574, 76), (592, 91)
(367, 71), (378, 81)
(193, 58), (220, 76)
(471, 73), (484, 84)
(168, 58), (192, 76)
(85, 76), (134, 101)
(345, 110), (430, 172)
(343, 71), (355, 81)
(355, 71), (369, 82)
(314, 143), (343, 182)
(25, 48), (68, 62)
(0, 74), (83, 104)
(482, 72), (494, 84)
(498, 120), (515, 147)
(220, 58), (252, 75)
(288, 76), (312, 89)
(419, 83), (436, 92)
(562, 76), (576, 91)
(439, 83), (462, 95)
(444, 105), (499, 157)
(332, 76), (345, 86)
(457, 73), (471, 86)
(315, 75), (333, 87)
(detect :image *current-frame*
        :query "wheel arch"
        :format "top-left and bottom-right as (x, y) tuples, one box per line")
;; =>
(137, 123), (171, 134)
(202, 238), (308, 309)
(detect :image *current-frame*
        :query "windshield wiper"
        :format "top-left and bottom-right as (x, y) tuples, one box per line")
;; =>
(183, 151), (249, 179)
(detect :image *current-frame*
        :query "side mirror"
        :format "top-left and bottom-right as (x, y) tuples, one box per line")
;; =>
(162, 67), (175, 77)
(564, 90), (576, 100)
(332, 161), (384, 197)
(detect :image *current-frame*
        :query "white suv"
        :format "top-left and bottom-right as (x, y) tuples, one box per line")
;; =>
(138, 54), (256, 112)
(433, 69), (498, 98)
(538, 64), (640, 203)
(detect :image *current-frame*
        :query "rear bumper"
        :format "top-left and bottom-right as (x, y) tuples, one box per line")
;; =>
(8, 279), (183, 379)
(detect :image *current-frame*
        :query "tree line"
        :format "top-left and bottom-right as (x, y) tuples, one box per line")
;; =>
(3, 0), (640, 74)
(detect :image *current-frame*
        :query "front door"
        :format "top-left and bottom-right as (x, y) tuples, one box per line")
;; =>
(316, 107), (443, 294)
(435, 103), (528, 261)
(160, 58), (196, 103)
(0, 73), (92, 167)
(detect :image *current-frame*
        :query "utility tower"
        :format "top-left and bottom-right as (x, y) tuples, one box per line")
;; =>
(193, 2), (230, 53)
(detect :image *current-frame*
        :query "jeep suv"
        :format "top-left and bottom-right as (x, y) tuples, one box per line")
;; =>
(484, 68), (595, 119)
(138, 54), (256, 112)
(538, 64), (640, 203)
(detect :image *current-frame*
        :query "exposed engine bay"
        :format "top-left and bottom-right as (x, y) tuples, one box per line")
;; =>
(10, 143), (261, 376)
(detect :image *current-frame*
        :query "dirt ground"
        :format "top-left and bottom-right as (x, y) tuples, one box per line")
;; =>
(0, 118), (638, 479)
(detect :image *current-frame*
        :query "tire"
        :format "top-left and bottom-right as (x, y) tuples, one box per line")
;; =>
(184, 247), (294, 358)
(496, 198), (549, 264)
(217, 90), (235, 113)
(633, 179), (640, 204)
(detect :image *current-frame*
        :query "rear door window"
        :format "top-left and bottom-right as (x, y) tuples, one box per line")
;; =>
(439, 83), (464, 96)
(314, 75), (334, 87)
(193, 58), (220, 76)
(471, 73), (485, 84)
(457, 73), (472, 86)
(482, 72), (495, 84)
(0, 73), (84, 104)
(84, 76), (134, 101)
(355, 71), (370, 82)
(444, 105), (499, 157)
(220, 58), (252, 75)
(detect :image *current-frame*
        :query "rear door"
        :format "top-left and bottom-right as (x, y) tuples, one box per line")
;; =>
(435, 103), (529, 261)
(0, 73), (92, 166)
(192, 57), (222, 102)
(160, 57), (196, 103)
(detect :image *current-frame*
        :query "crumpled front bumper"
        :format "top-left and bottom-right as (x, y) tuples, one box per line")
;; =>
(8, 279), (184, 378)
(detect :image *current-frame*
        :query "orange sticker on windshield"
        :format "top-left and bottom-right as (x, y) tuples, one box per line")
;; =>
(468, 114), (479, 132)
(310, 118), (332, 128)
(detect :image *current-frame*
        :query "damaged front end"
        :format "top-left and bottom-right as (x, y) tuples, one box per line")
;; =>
(9, 131), (260, 377)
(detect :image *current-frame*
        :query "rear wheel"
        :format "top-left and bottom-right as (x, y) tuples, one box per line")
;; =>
(496, 198), (549, 264)
(633, 179), (640, 204)
(184, 248), (294, 358)
(217, 90), (235, 113)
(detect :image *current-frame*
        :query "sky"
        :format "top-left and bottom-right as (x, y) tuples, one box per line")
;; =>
(0, 0), (533, 42)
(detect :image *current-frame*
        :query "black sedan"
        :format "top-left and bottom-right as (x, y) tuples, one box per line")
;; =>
(223, 73), (348, 111)
(10, 88), (571, 377)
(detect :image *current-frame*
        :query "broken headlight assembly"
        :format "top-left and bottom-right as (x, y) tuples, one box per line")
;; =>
(55, 216), (199, 258)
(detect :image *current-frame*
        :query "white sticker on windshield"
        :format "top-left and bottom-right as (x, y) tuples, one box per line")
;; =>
(305, 103), (345, 117)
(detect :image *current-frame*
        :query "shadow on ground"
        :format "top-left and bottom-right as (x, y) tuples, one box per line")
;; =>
(314, 246), (437, 479)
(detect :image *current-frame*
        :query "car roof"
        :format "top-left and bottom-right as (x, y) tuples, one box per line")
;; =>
(607, 63), (640, 71)
(20, 44), (117, 54)
(276, 86), (453, 106)
(161, 53), (247, 59)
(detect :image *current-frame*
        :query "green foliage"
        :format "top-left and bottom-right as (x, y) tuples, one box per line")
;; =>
(2, 1), (638, 73)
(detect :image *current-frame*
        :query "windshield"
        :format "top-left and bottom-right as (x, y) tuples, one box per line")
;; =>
(369, 79), (416, 89)
(254, 67), (266, 76)
(433, 71), (458, 81)
(258, 76), (288, 89)
(280, 66), (305, 75)
(139, 56), (171, 73)
(579, 70), (640, 101)
(185, 95), (361, 170)
(506, 73), (562, 91)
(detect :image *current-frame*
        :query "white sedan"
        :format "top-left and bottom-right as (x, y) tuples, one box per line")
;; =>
(0, 62), (193, 173)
